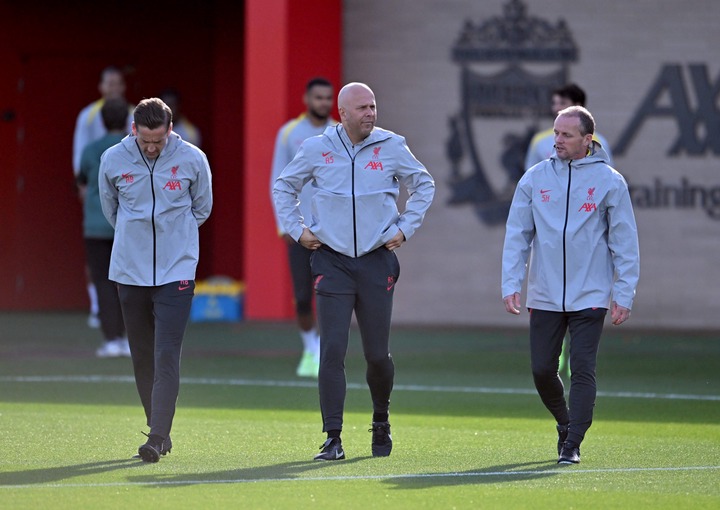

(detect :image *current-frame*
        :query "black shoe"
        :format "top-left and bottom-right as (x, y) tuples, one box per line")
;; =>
(369, 421), (392, 457)
(314, 437), (345, 461)
(556, 424), (568, 456)
(558, 443), (581, 464)
(137, 433), (172, 463)
(161, 435), (172, 455)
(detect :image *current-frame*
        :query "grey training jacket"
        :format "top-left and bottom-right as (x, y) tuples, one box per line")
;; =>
(273, 124), (435, 258)
(502, 142), (639, 311)
(99, 132), (213, 286)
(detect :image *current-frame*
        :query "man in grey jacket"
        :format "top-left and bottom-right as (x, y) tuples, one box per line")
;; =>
(99, 97), (213, 462)
(502, 106), (639, 465)
(273, 82), (434, 461)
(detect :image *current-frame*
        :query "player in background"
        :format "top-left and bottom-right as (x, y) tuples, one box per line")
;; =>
(72, 66), (133, 328)
(270, 77), (335, 378)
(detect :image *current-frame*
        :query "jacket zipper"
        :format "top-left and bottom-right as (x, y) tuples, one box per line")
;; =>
(351, 158), (357, 257)
(137, 142), (158, 285)
(150, 169), (157, 286)
(562, 161), (572, 312)
(336, 127), (385, 257)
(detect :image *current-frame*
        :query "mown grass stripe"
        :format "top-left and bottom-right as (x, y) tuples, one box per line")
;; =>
(1, 375), (719, 402)
(1, 465), (719, 490)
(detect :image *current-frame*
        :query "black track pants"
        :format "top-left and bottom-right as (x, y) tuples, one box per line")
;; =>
(117, 281), (194, 439)
(85, 238), (125, 341)
(529, 307), (606, 446)
(312, 246), (399, 432)
(286, 241), (314, 316)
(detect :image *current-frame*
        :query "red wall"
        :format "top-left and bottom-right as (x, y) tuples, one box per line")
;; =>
(242, 0), (342, 319)
(0, 0), (342, 318)
(0, 1), (19, 308)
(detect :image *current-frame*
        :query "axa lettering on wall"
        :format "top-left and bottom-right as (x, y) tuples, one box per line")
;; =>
(616, 63), (720, 220)
(343, 0), (720, 329)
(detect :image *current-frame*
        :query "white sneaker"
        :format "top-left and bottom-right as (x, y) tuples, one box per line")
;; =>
(87, 313), (101, 329)
(296, 351), (319, 378)
(118, 338), (132, 358)
(96, 340), (122, 358)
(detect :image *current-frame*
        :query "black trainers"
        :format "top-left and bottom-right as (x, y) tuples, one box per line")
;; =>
(161, 435), (172, 455)
(556, 424), (568, 456)
(558, 443), (581, 464)
(314, 437), (345, 461)
(369, 421), (392, 457)
(137, 433), (172, 463)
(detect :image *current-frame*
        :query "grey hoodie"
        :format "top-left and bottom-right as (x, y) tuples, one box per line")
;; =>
(273, 124), (434, 258)
(502, 142), (639, 311)
(99, 132), (213, 286)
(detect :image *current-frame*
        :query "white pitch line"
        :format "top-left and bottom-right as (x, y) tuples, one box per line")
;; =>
(1, 375), (719, 402)
(1, 465), (719, 490)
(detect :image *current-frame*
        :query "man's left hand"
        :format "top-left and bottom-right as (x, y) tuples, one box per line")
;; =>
(385, 230), (405, 251)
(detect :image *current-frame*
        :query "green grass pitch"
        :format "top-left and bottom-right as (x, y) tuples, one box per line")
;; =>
(0, 312), (718, 509)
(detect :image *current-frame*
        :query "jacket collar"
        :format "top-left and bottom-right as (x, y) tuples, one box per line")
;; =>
(329, 124), (391, 150)
(121, 130), (181, 163)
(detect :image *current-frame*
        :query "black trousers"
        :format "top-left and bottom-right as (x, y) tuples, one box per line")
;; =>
(529, 307), (607, 447)
(311, 246), (399, 432)
(286, 241), (314, 316)
(84, 238), (125, 341)
(117, 281), (194, 439)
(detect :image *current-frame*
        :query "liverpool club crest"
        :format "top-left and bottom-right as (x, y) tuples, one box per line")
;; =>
(446, 0), (578, 225)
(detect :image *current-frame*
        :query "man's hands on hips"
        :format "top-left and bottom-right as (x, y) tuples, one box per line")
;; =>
(385, 229), (405, 251)
(299, 228), (406, 251)
(298, 228), (323, 250)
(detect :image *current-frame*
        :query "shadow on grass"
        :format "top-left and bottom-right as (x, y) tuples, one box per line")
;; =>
(0, 456), (570, 489)
(0, 458), (143, 487)
(0, 457), (370, 488)
(126, 457), (372, 487)
(381, 460), (561, 489)
(124, 458), (562, 489)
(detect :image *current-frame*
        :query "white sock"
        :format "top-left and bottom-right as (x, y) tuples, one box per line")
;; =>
(300, 328), (319, 354)
(87, 283), (99, 315)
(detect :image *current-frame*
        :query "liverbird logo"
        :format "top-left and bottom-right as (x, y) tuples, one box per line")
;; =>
(163, 166), (182, 191)
(587, 187), (595, 201)
(445, 0), (578, 226)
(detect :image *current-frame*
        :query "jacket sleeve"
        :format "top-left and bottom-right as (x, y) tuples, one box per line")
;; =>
(502, 174), (535, 298)
(272, 143), (313, 242)
(393, 137), (435, 240)
(72, 109), (89, 176)
(524, 142), (540, 172)
(269, 125), (290, 234)
(77, 145), (92, 186)
(606, 174), (640, 309)
(524, 132), (545, 172)
(191, 151), (213, 226)
(98, 151), (118, 228)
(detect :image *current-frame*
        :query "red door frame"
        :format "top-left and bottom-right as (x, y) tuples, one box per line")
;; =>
(242, 0), (342, 319)
(0, 0), (342, 315)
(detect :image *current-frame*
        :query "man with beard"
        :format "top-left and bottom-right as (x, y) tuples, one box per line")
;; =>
(270, 77), (336, 378)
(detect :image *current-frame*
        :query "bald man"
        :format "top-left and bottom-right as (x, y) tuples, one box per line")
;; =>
(273, 82), (435, 461)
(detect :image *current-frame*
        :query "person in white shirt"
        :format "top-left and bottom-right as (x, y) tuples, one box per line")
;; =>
(72, 66), (133, 329)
